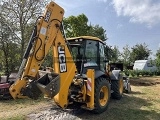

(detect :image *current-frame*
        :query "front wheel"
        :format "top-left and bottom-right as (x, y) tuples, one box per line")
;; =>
(111, 75), (123, 100)
(93, 77), (110, 114)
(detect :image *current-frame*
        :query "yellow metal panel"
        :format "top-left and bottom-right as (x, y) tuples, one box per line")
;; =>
(24, 2), (64, 78)
(86, 69), (95, 109)
(53, 31), (77, 108)
(66, 36), (103, 43)
(9, 79), (28, 99)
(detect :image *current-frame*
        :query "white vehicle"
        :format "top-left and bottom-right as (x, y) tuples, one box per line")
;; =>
(133, 60), (157, 72)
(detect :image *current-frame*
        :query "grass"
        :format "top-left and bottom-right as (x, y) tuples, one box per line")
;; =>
(79, 76), (160, 120)
(0, 76), (160, 120)
(0, 97), (52, 120)
(77, 84), (160, 120)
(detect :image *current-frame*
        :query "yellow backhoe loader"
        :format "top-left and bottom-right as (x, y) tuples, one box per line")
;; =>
(9, 1), (128, 113)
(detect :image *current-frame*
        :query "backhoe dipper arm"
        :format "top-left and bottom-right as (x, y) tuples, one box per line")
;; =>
(9, 2), (64, 99)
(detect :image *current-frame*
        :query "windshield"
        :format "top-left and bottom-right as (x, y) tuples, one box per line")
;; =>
(68, 39), (99, 68)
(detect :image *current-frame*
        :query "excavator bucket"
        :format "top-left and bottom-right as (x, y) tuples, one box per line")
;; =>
(36, 72), (60, 98)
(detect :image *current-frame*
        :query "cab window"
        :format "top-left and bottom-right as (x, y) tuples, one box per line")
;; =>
(85, 40), (98, 64)
(99, 42), (105, 71)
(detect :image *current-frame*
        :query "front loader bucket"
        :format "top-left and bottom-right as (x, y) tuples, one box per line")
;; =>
(36, 72), (60, 98)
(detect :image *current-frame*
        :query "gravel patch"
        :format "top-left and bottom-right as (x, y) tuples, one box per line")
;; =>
(26, 106), (85, 120)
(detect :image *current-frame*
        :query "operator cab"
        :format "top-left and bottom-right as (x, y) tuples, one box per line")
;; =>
(67, 36), (106, 74)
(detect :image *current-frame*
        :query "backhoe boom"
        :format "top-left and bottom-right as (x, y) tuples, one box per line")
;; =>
(9, 1), (66, 99)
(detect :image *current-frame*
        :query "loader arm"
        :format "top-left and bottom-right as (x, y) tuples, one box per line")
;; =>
(9, 2), (76, 106)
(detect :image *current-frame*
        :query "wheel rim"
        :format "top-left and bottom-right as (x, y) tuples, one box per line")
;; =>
(99, 86), (108, 107)
(119, 79), (123, 94)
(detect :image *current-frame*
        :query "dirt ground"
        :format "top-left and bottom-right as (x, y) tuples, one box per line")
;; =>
(130, 76), (160, 86)
(0, 76), (160, 120)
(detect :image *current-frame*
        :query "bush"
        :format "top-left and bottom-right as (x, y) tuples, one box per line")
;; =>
(124, 69), (130, 76)
(155, 70), (160, 76)
(148, 71), (153, 76)
(0, 71), (4, 76)
(124, 69), (160, 77)
(140, 70), (145, 76)
(130, 70), (136, 77)
(137, 70), (155, 76)
(134, 70), (140, 77)
(144, 71), (149, 76)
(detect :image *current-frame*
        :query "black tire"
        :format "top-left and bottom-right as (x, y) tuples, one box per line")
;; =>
(2, 93), (13, 100)
(93, 77), (110, 114)
(111, 76), (123, 100)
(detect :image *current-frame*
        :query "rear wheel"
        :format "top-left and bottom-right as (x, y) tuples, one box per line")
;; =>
(93, 77), (110, 114)
(111, 75), (123, 100)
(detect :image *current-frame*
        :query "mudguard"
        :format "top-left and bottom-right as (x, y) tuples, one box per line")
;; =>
(95, 70), (107, 79)
(109, 70), (121, 80)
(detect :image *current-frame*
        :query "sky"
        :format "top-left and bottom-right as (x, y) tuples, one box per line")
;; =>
(54, 0), (160, 58)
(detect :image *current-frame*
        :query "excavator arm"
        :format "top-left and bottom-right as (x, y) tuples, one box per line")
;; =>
(9, 2), (76, 106)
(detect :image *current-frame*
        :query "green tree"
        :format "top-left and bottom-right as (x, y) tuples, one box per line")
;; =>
(88, 24), (107, 40)
(63, 14), (89, 37)
(1, 0), (47, 60)
(0, 0), (47, 74)
(110, 46), (121, 62)
(63, 14), (107, 40)
(105, 45), (121, 62)
(155, 49), (160, 70)
(0, 17), (20, 75)
(121, 45), (131, 68)
(130, 43), (151, 63)
(104, 45), (113, 61)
